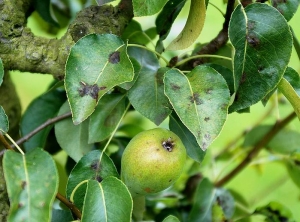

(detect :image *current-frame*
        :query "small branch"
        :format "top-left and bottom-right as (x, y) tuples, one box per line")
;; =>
(13, 112), (72, 147)
(215, 111), (296, 187)
(184, 0), (235, 68)
(56, 192), (82, 219)
(0, 133), (14, 151)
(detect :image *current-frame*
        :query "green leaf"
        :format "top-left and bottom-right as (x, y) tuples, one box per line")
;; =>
(0, 106), (9, 133)
(0, 58), (3, 86)
(284, 67), (300, 96)
(156, 0), (186, 41)
(166, 0), (206, 50)
(189, 178), (235, 221)
(33, 0), (59, 27)
(189, 178), (215, 221)
(20, 88), (66, 152)
(128, 47), (172, 125)
(118, 57), (141, 90)
(55, 101), (93, 162)
(286, 160), (300, 189)
(268, 130), (300, 154)
(66, 150), (119, 199)
(163, 215), (181, 222)
(81, 178), (132, 222)
(169, 112), (205, 163)
(164, 65), (230, 150)
(89, 93), (127, 143)
(3, 148), (58, 222)
(207, 63), (234, 95)
(121, 20), (156, 45)
(229, 3), (293, 112)
(132, 0), (168, 16)
(65, 34), (134, 124)
(215, 188), (235, 219)
(254, 201), (294, 221)
(51, 209), (73, 222)
(271, 0), (299, 21)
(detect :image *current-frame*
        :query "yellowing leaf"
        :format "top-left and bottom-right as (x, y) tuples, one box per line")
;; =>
(166, 0), (206, 50)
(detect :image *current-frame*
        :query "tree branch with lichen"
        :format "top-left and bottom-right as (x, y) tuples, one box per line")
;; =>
(0, 0), (133, 79)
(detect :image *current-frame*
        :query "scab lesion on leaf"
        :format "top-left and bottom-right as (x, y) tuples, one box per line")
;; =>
(246, 32), (260, 47)
(78, 81), (106, 100)
(170, 83), (181, 91)
(189, 93), (203, 105)
(108, 51), (121, 64)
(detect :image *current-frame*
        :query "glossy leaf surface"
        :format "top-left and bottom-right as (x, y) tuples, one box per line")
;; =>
(166, 0), (206, 50)
(33, 0), (59, 26)
(89, 93), (127, 143)
(155, 0), (186, 52)
(128, 47), (172, 125)
(81, 178), (132, 222)
(229, 3), (293, 112)
(132, 0), (168, 16)
(169, 112), (205, 163)
(271, 0), (299, 21)
(66, 150), (119, 199)
(65, 34), (134, 124)
(55, 101), (93, 162)
(3, 148), (58, 222)
(189, 178), (215, 221)
(20, 88), (66, 152)
(0, 106), (9, 133)
(164, 66), (230, 150)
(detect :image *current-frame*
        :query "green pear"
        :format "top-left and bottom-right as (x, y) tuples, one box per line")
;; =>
(121, 128), (186, 196)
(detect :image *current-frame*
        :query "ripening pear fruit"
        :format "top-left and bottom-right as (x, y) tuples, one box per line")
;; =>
(121, 128), (186, 196)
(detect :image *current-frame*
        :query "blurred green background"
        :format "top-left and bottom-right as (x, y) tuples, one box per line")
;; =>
(9, 0), (300, 221)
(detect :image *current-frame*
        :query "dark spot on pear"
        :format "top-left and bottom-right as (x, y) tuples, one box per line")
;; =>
(109, 51), (120, 64)
(204, 117), (210, 122)
(162, 137), (175, 152)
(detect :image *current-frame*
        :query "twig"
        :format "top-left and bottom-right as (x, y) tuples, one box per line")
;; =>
(215, 111), (296, 187)
(56, 192), (82, 219)
(13, 112), (72, 147)
(214, 103), (275, 160)
(0, 133), (14, 151)
(185, 0), (236, 68)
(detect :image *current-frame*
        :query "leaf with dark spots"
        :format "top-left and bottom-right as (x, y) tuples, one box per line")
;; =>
(66, 150), (118, 200)
(229, 4), (292, 112)
(65, 34), (134, 124)
(164, 65), (230, 151)
(78, 81), (101, 100)
(109, 51), (121, 64)
(271, 0), (299, 21)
